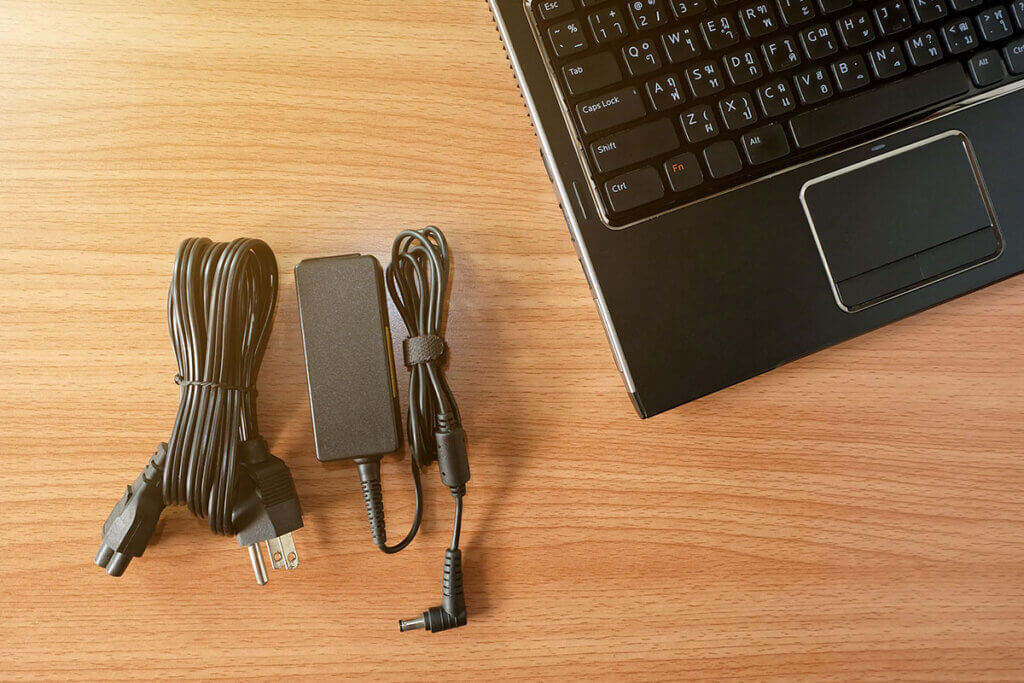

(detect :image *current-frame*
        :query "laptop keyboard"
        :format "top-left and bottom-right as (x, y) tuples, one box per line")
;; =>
(531, 0), (1024, 226)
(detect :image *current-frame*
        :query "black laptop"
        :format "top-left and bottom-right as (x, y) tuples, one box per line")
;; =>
(488, 0), (1023, 417)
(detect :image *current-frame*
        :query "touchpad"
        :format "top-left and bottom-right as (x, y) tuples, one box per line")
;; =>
(802, 132), (1001, 311)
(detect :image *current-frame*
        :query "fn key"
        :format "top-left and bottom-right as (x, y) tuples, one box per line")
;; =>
(605, 167), (665, 213)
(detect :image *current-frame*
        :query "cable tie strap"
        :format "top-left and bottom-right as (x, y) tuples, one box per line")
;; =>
(403, 334), (446, 366)
(174, 375), (255, 394)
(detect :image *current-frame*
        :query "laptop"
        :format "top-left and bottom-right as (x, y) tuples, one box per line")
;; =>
(488, 0), (1024, 417)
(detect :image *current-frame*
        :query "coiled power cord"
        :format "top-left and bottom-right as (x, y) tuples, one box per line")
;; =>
(95, 238), (303, 584)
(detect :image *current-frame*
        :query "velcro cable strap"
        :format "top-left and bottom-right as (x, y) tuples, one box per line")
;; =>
(403, 335), (446, 366)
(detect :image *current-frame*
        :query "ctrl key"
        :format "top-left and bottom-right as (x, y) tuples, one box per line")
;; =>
(604, 167), (665, 213)
(1003, 37), (1024, 75)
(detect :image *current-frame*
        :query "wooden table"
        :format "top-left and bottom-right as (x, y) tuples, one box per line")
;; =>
(2, 2), (1024, 679)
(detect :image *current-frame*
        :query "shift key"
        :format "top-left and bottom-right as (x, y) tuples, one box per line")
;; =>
(576, 86), (646, 135)
(590, 119), (679, 174)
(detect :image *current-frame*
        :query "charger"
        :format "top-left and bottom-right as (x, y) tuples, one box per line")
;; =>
(295, 254), (402, 464)
(295, 227), (470, 633)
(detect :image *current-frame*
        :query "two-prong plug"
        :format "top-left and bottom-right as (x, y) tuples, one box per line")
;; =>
(95, 443), (168, 577)
(232, 438), (304, 585)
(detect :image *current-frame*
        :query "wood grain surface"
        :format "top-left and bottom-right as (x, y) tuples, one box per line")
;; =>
(2, 1), (1024, 680)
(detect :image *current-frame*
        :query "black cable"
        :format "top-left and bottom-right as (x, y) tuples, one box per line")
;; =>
(377, 227), (465, 555)
(387, 226), (461, 469)
(381, 226), (471, 633)
(376, 461), (423, 554)
(450, 491), (463, 550)
(165, 238), (277, 534)
(95, 238), (303, 583)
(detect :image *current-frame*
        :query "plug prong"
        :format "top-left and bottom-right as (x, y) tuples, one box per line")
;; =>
(267, 537), (286, 570)
(277, 533), (299, 569)
(247, 544), (268, 585)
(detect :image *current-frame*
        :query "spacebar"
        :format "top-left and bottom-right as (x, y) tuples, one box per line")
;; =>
(789, 63), (971, 149)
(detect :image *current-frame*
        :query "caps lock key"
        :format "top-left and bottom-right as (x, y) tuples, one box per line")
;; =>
(576, 86), (647, 134)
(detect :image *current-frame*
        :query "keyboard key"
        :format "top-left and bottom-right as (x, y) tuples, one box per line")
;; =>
(976, 6), (1014, 42)
(874, 0), (913, 35)
(630, 0), (671, 29)
(590, 119), (680, 173)
(669, 0), (709, 18)
(831, 53), (872, 90)
(538, 0), (574, 20)
(662, 27), (703, 62)
(718, 91), (760, 128)
(646, 73), (687, 109)
(905, 29), (944, 66)
(838, 12), (878, 47)
(1013, 0), (1024, 29)
(949, 0), (981, 9)
(589, 6), (629, 44)
(681, 104), (721, 141)
(549, 19), (589, 57)
(664, 152), (706, 190)
(700, 15), (741, 49)
(604, 167), (666, 212)
(742, 123), (791, 163)
(777, 0), (817, 24)
(724, 48), (765, 84)
(562, 53), (624, 96)
(818, 0), (853, 12)
(788, 62), (970, 148)
(868, 41), (908, 78)
(623, 38), (664, 75)
(703, 140), (744, 177)
(968, 49), (1005, 85)
(942, 18), (979, 54)
(762, 35), (803, 71)
(1004, 36), (1024, 73)
(740, 2), (782, 37)
(686, 59), (727, 96)
(757, 78), (798, 115)
(576, 87), (647, 134)
(910, 0), (949, 22)
(800, 23), (840, 59)
(794, 65), (835, 103)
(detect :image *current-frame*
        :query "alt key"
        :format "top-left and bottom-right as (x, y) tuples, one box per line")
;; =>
(742, 123), (791, 165)
(968, 49), (1005, 86)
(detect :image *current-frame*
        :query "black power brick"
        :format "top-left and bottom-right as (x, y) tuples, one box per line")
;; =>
(294, 254), (403, 464)
(295, 227), (470, 633)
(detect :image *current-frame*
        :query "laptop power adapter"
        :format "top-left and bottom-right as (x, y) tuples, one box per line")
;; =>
(294, 229), (470, 634)
(295, 254), (402, 463)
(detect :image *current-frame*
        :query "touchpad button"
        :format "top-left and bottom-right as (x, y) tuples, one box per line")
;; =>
(802, 132), (1001, 311)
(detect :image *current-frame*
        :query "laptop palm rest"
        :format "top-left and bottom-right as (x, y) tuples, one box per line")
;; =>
(802, 132), (1002, 312)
